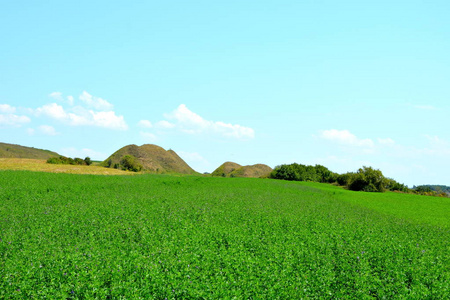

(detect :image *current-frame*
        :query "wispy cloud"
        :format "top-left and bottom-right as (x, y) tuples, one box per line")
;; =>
(140, 131), (157, 142)
(413, 104), (436, 110)
(0, 104), (30, 127)
(38, 125), (58, 136)
(49, 92), (74, 105)
(319, 129), (374, 148)
(162, 104), (255, 139)
(35, 91), (128, 130)
(59, 147), (108, 160)
(79, 91), (113, 111)
(138, 120), (153, 128)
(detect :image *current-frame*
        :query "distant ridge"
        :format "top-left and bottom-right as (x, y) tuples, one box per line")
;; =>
(212, 161), (272, 178)
(102, 144), (198, 174)
(0, 142), (59, 159)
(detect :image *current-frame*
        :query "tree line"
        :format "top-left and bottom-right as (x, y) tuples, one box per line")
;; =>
(269, 163), (447, 196)
(47, 156), (92, 166)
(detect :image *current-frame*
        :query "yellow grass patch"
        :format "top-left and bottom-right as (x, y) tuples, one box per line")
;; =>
(0, 158), (134, 175)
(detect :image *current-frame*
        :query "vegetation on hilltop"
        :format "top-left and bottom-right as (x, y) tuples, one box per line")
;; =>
(0, 142), (59, 159)
(101, 144), (197, 174)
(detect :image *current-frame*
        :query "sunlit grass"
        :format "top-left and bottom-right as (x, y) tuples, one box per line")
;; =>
(0, 171), (448, 298)
(0, 158), (133, 175)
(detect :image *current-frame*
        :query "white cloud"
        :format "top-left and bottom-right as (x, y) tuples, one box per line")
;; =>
(36, 103), (67, 120)
(49, 92), (64, 102)
(377, 138), (395, 146)
(163, 104), (255, 139)
(0, 113), (31, 126)
(38, 125), (58, 136)
(79, 91), (113, 111)
(27, 128), (35, 135)
(138, 120), (153, 128)
(178, 151), (211, 173)
(156, 120), (176, 129)
(0, 104), (16, 113)
(49, 92), (74, 105)
(59, 147), (107, 161)
(35, 102), (128, 130)
(320, 129), (374, 148)
(414, 104), (436, 110)
(0, 104), (30, 127)
(140, 131), (157, 142)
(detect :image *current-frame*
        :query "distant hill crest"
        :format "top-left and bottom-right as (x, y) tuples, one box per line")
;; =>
(0, 142), (60, 159)
(212, 161), (272, 178)
(102, 144), (197, 174)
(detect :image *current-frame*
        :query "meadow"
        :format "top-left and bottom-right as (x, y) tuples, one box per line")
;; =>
(0, 171), (449, 299)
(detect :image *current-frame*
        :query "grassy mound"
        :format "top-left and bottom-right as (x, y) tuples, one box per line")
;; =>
(212, 161), (272, 178)
(0, 142), (59, 159)
(211, 161), (242, 177)
(102, 144), (197, 174)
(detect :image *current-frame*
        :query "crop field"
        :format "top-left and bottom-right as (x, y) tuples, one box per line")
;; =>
(1, 171), (449, 299)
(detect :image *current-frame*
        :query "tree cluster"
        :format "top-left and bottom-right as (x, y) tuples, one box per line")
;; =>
(271, 164), (410, 193)
(47, 156), (92, 166)
(270, 164), (337, 183)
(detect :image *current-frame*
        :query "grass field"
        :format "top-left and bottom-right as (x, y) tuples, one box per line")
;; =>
(0, 158), (132, 175)
(1, 171), (449, 298)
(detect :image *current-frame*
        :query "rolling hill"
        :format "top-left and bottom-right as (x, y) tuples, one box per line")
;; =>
(0, 142), (59, 159)
(212, 161), (272, 178)
(102, 144), (198, 174)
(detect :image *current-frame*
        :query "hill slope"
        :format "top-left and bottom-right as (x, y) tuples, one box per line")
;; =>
(0, 142), (59, 159)
(211, 161), (242, 177)
(212, 161), (272, 178)
(102, 144), (197, 174)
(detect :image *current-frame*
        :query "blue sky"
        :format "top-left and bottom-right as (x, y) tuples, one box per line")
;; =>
(1, 0), (449, 186)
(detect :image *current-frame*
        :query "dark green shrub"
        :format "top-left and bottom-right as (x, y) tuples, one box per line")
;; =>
(347, 166), (387, 192)
(120, 155), (142, 172)
(84, 157), (92, 166)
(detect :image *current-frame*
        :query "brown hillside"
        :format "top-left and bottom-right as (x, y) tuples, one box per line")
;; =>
(230, 164), (273, 178)
(212, 162), (272, 178)
(0, 142), (59, 159)
(211, 161), (242, 177)
(102, 144), (197, 174)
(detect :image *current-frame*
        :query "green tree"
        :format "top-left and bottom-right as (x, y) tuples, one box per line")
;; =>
(348, 166), (387, 192)
(120, 155), (142, 172)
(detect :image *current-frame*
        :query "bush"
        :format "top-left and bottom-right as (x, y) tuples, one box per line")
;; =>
(47, 156), (89, 166)
(84, 157), (92, 166)
(270, 164), (337, 183)
(347, 166), (387, 192)
(120, 155), (142, 172)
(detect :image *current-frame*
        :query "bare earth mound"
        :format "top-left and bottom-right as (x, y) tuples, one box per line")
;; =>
(0, 142), (59, 159)
(102, 144), (197, 174)
(211, 161), (242, 177)
(212, 162), (272, 178)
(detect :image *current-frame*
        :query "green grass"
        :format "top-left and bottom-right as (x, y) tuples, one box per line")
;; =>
(1, 171), (449, 298)
(300, 181), (450, 227)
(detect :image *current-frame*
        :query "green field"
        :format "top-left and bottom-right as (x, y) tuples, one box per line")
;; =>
(1, 171), (449, 298)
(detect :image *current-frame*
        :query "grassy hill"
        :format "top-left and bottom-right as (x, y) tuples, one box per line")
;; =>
(211, 161), (242, 177)
(0, 142), (59, 159)
(212, 161), (272, 178)
(102, 144), (198, 174)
